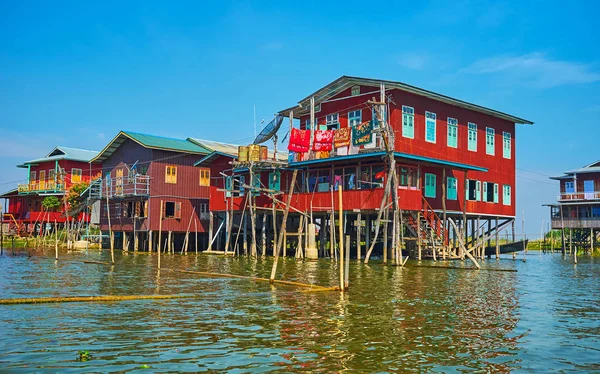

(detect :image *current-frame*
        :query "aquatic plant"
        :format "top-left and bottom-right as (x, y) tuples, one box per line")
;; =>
(76, 350), (93, 362)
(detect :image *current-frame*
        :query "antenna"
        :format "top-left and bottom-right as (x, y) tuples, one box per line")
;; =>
(253, 115), (284, 144)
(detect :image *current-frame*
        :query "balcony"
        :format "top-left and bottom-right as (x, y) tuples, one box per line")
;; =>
(18, 181), (65, 195)
(558, 191), (600, 201)
(103, 175), (150, 199)
(551, 217), (600, 229)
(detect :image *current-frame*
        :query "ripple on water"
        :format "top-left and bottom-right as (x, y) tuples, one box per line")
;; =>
(0, 250), (599, 371)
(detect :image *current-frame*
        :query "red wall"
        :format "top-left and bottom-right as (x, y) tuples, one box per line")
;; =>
(296, 85), (517, 217)
(559, 173), (600, 193)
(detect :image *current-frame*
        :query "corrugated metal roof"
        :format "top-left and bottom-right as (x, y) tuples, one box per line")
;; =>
(18, 146), (99, 168)
(190, 138), (288, 162)
(288, 151), (488, 172)
(91, 131), (210, 163)
(549, 160), (600, 180)
(278, 75), (533, 125)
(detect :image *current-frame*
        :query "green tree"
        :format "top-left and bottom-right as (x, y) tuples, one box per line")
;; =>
(42, 196), (61, 211)
(67, 181), (90, 209)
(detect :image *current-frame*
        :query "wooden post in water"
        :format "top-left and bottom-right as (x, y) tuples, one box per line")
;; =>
(54, 220), (58, 261)
(383, 208), (389, 264)
(522, 210), (526, 262)
(158, 201), (163, 269)
(194, 219), (198, 254)
(345, 235), (350, 289)
(442, 168), (447, 259)
(356, 213), (362, 261)
(417, 210), (422, 261)
(270, 170), (297, 281)
(105, 195), (114, 264)
(208, 211), (213, 251)
(338, 186), (344, 292)
(261, 213), (267, 257)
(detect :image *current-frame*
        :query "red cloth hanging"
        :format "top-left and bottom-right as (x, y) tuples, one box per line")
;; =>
(288, 128), (310, 153)
(313, 130), (334, 151)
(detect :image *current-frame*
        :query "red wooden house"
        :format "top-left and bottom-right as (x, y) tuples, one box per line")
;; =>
(203, 76), (533, 259)
(92, 131), (213, 251)
(548, 159), (600, 250)
(0, 146), (100, 234)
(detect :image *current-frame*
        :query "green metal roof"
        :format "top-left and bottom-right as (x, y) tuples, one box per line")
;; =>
(91, 131), (211, 163)
(17, 146), (99, 168)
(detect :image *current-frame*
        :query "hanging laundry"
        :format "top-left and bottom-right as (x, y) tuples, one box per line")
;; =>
(313, 130), (334, 151)
(334, 175), (343, 191)
(352, 121), (374, 146)
(288, 128), (310, 153)
(333, 127), (351, 148)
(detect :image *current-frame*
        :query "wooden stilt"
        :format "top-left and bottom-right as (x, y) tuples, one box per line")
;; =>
(158, 200), (163, 269)
(495, 217), (500, 259)
(54, 220), (58, 262)
(345, 235), (350, 289)
(356, 213), (362, 261)
(194, 220), (198, 254)
(106, 196), (114, 264)
(338, 186), (344, 292)
(168, 231), (172, 254)
(329, 209), (336, 260)
(296, 215), (304, 259)
(122, 232), (127, 252)
(208, 211), (213, 251)
(383, 208), (389, 264)
(270, 169), (298, 282)
(417, 210), (422, 261)
(261, 213), (267, 257)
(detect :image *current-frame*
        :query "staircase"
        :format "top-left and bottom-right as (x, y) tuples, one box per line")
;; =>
(405, 196), (447, 257)
(67, 178), (103, 216)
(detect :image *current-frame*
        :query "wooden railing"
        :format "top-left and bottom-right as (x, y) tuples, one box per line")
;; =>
(558, 191), (600, 201)
(421, 196), (447, 245)
(18, 182), (65, 194)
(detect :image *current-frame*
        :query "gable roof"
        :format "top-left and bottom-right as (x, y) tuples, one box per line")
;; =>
(91, 131), (211, 163)
(17, 146), (99, 168)
(549, 159), (600, 180)
(277, 75), (533, 125)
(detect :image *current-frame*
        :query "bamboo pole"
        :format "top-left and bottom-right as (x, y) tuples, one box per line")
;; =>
(54, 219), (58, 261)
(330, 209), (336, 260)
(194, 219), (198, 254)
(296, 215), (304, 259)
(261, 213), (266, 257)
(208, 211), (213, 251)
(270, 169), (298, 282)
(183, 207), (196, 254)
(338, 185), (344, 292)
(345, 234), (350, 289)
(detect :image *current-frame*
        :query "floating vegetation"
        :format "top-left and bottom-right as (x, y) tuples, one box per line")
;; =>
(76, 350), (92, 362)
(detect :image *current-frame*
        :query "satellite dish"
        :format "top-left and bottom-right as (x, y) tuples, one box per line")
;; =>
(253, 115), (284, 144)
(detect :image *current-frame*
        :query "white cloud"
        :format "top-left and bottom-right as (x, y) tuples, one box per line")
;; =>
(397, 52), (429, 70)
(459, 53), (600, 88)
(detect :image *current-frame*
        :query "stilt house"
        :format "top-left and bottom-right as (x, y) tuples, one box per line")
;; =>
(203, 76), (533, 260)
(92, 131), (211, 251)
(0, 146), (100, 235)
(548, 159), (600, 250)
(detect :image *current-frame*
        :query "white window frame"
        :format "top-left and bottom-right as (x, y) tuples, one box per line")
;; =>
(468, 122), (477, 152)
(486, 127), (495, 155)
(402, 105), (414, 139)
(314, 103), (321, 112)
(326, 113), (340, 130)
(348, 110), (362, 127)
(447, 117), (458, 148)
(71, 168), (82, 183)
(503, 131), (511, 159)
(425, 111), (436, 143)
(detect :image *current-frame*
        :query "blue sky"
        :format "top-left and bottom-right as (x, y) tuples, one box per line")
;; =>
(1, 0), (599, 236)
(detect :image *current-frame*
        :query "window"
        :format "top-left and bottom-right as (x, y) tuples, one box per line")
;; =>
(314, 103), (321, 112)
(199, 168), (210, 186)
(164, 201), (181, 219)
(468, 123), (477, 151)
(348, 110), (362, 127)
(71, 168), (82, 183)
(424, 173), (436, 198)
(351, 86), (360, 96)
(225, 176), (233, 197)
(200, 203), (208, 214)
(483, 182), (497, 202)
(165, 165), (177, 184)
(326, 113), (339, 130)
(466, 180), (481, 201)
(399, 167), (418, 188)
(30, 171), (36, 182)
(49, 169), (56, 181)
(402, 106), (414, 139)
(251, 174), (261, 196)
(127, 168), (135, 183)
(238, 175), (246, 197)
(486, 127), (495, 155)
(447, 117), (458, 148)
(447, 177), (457, 200)
(503, 185), (511, 206)
(126, 201), (134, 218)
(425, 111), (436, 143)
(359, 166), (372, 189)
(565, 181), (575, 193)
(503, 132), (511, 159)
(269, 171), (281, 191)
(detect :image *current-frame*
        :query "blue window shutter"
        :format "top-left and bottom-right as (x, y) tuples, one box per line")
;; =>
(425, 173), (436, 198)
(225, 176), (232, 198)
(269, 171), (281, 191)
(476, 181), (481, 201)
(494, 183), (499, 203)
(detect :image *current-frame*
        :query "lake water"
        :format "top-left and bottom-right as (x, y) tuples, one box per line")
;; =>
(0, 250), (599, 372)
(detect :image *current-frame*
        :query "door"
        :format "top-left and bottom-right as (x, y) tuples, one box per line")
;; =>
(584, 180), (594, 200)
(39, 170), (46, 191)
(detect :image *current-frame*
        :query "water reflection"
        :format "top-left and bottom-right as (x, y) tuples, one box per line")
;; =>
(0, 250), (599, 371)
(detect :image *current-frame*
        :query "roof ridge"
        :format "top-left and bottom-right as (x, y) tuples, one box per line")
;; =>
(123, 130), (192, 143)
(56, 146), (99, 153)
